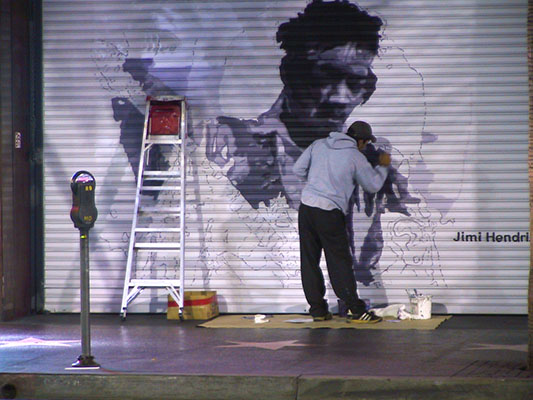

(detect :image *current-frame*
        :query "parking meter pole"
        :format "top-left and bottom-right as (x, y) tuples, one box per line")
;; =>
(70, 227), (99, 368)
(80, 228), (92, 359)
(71, 228), (99, 369)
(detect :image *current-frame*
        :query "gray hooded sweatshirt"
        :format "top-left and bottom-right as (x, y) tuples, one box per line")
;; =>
(293, 131), (388, 215)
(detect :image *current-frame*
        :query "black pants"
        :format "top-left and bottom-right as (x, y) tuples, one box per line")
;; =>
(298, 203), (366, 317)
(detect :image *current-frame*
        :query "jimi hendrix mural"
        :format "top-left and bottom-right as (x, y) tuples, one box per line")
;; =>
(204, 0), (420, 285)
(94, 0), (450, 305)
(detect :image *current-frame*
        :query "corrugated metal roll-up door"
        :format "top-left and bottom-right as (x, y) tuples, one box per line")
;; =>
(42, 0), (529, 314)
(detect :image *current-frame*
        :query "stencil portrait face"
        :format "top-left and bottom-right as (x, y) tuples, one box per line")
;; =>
(281, 43), (377, 147)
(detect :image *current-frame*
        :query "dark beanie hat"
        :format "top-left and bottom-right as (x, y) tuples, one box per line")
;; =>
(347, 121), (376, 142)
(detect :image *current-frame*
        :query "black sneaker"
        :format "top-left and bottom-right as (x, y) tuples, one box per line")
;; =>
(313, 312), (333, 322)
(346, 310), (382, 324)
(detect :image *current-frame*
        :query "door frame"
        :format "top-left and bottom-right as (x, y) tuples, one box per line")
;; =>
(0, 0), (43, 321)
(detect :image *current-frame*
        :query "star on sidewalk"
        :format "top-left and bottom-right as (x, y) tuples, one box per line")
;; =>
(0, 337), (80, 348)
(465, 343), (527, 352)
(217, 340), (311, 351)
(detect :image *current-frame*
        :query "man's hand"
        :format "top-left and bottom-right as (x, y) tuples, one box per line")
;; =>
(378, 152), (391, 167)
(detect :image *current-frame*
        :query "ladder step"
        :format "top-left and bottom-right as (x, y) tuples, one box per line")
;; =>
(134, 242), (181, 249)
(143, 171), (181, 177)
(146, 138), (183, 145)
(141, 186), (182, 191)
(139, 206), (181, 213)
(129, 279), (183, 287)
(135, 242), (181, 248)
(135, 227), (181, 233)
(136, 249), (181, 253)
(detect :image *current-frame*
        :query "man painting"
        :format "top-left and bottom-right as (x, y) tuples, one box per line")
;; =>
(293, 121), (390, 323)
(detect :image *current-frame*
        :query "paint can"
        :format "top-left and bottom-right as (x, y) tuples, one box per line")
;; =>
(409, 294), (432, 320)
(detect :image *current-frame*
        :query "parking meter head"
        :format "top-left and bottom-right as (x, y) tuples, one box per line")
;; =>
(70, 171), (98, 230)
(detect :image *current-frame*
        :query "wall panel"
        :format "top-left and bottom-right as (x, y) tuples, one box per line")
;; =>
(42, 0), (529, 314)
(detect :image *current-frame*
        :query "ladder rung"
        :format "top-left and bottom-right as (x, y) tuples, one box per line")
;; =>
(139, 207), (181, 213)
(129, 279), (182, 287)
(141, 186), (182, 191)
(135, 242), (181, 249)
(146, 138), (183, 145)
(136, 249), (181, 253)
(143, 171), (181, 177)
(135, 227), (181, 233)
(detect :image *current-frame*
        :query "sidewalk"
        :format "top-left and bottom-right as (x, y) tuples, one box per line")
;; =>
(0, 314), (531, 399)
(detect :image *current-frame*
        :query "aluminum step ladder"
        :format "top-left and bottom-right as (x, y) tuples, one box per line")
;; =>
(120, 96), (187, 320)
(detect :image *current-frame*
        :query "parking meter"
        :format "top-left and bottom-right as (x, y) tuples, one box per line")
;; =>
(69, 170), (100, 369)
(70, 171), (98, 230)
